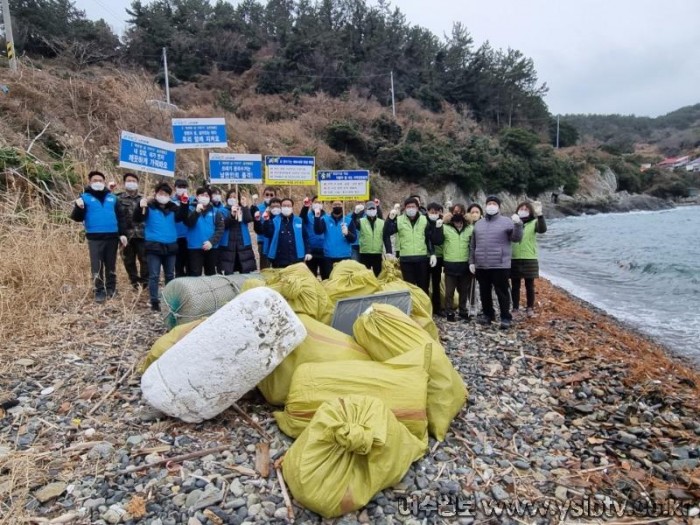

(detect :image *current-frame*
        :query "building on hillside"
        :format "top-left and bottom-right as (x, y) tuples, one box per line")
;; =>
(657, 156), (690, 170)
(640, 163), (652, 172)
(685, 158), (700, 172)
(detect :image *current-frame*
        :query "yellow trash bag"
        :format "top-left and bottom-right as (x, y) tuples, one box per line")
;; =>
(241, 278), (266, 292)
(439, 274), (459, 310)
(378, 258), (403, 283)
(137, 318), (206, 374)
(380, 280), (438, 340)
(282, 395), (427, 519)
(257, 314), (371, 406)
(264, 263), (334, 324)
(274, 346), (431, 442)
(353, 304), (467, 441)
(323, 260), (381, 303)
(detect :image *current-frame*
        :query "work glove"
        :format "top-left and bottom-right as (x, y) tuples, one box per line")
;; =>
(388, 209), (398, 220)
(303, 197), (311, 207)
(429, 255), (437, 268)
(511, 214), (522, 224)
(314, 208), (321, 218)
(254, 211), (261, 221)
(196, 203), (205, 213)
(341, 223), (349, 236)
(304, 254), (313, 262)
(140, 198), (148, 208)
(251, 193), (258, 204)
(469, 264), (476, 274)
(533, 201), (543, 217)
(435, 219), (443, 228)
(202, 241), (213, 251)
(262, 211), (269, 221)
(119, 235), (128, 247)
(179, 194), (189, 204)
(75, 197), (85, 209)
(354, 204), (364, 214)
(231, 207), (240, 219)
(374, 198), (381, 207)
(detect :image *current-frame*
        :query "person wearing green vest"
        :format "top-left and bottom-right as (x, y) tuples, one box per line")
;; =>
(357, 200), (392, 277)
(427, 202), (445, 315)
(385, 197), (443, 295)
(511, 201), (547, 317)
(442, 204), (474, 321)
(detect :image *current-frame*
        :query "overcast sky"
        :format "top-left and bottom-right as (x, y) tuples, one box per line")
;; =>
(73, 0), (700, 117)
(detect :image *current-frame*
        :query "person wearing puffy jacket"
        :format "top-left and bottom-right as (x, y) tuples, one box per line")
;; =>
(185, 187), (225, 276)
(468, 195), (523, 329)
(511, 201), (547, 317)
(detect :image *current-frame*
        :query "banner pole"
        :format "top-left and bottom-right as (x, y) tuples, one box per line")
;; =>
(201, 150), (207, 185)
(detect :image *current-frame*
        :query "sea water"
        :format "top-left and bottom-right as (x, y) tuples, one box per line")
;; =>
(538, 205), (700, 365)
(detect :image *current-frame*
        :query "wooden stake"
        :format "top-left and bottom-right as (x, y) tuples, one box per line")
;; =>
(276, 465), (295, 522)
(115, 444), (230, 475)
(200, 150), (207, 184)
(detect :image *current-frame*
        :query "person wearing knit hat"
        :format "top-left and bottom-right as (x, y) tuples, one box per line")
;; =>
(357, 200), (393, 277)
(468, 195), (524, 329)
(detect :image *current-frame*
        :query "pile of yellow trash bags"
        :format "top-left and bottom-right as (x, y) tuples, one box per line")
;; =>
(138, 260), (468, 519)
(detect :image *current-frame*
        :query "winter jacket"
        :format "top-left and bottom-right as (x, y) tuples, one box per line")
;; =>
(70, 186), (119, 240)
(116, 192), (145, 239)
(133, 200), (188, 254)
(469, 213), (523, 269)
(220, 207), (257, 274)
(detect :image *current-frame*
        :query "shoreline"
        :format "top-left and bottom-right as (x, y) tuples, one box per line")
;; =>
(1, 282), (699, 524)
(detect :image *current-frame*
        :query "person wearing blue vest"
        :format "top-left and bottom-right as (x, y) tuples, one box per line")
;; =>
(133, 183), (188, 311)
(185, 187), (225, 276)
(251, 187), (277, 270)
(70, 171), (120, 303)
(209, 186), (227, 273)
(299, 195), (326, 278)
(219, 190), (257, 274)
(263, 197), (310, 268)
(172, 179), (193, 277)
(313, 199), (357, 279)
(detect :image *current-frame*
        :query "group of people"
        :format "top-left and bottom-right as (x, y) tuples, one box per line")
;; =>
(70, 171), (546, 327)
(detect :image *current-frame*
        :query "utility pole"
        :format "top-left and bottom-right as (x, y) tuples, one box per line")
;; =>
(390, 70), (396, 118)
(556, 114), (560, 149)
(1, 0), (18, 71)
(162, 47), (170, 105)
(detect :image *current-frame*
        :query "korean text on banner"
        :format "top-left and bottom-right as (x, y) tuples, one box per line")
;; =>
(210, 153), (263, 184)
(119, 131), (176, 177)
(172, 118), (228, 149)
(264, 156), (316, 186)
(317, 170), (370, 201)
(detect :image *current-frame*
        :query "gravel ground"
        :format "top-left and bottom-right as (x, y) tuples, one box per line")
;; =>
(1, 280), (699, 525)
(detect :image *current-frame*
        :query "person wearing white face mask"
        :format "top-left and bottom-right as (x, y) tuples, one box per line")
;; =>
(218, 189), (257, 274)
(172, 178), (193, 277)
(116, 173), (147, 290)
(357, 200), (393, 277)
(263, 197), (310, 268)
(510, 201), (547, 317)
(250, 187), (277, 270)
(468, 195), (523, 329)
(185, 187), (225, 276)
(71, 170), (120, 303)
(299, 195), (326, 277)
(133, 183), (189, 311)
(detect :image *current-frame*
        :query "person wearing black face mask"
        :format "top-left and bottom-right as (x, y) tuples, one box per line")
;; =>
(71, 170), (120, 303)
(314, 199), (357, 279)
(442, 204), (474, 321)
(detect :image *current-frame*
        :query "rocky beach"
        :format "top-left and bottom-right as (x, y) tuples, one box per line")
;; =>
(1, 279), (698, 525)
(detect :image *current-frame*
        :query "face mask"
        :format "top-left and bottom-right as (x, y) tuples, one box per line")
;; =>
(406, 208), (418, 218)
(176, 188), (187, 196)
(485, 204), (499, 216)
(453, 213), (464, 222)
(125, 181), (138, 191)
(156, 195), (170, 205)
(428, 213), (439, 221)
(264, 198), (271, 205)
(90, 182), (105, 191)
(281, 206), (293, 217)
(270, 207), (281, 216)
(212, 194), (222, 204)
(198, 196), (210, 206)
(312, 203), (322, 212)
(518, 210), (530, 219)
(366, 209), (377, 218)
(227, 198), (238, 207)
(332, 206), (343, 215)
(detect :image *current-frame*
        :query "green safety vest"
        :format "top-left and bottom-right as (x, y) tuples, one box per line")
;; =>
(432, 222), (444, 258)
(442, 223), (473, 263)
(359, 217), (386, 254)
(512, 220), (538, 260)
(397, 214), (429, 257)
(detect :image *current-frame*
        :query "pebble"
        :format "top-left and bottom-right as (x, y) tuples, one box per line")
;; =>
(274, 507), (288, 519)
(248, 503), (262, 516)
(491, 484), (509, 501)
(88, 442), (114, 460)
(34, 482), (67, 503)
(126, 435), (143, 447)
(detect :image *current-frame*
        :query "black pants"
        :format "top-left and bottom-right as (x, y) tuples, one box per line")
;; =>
(175, 237), (188, 278)
(321, 257), (348, 280)
(121, 238), (147, 286)
(306, 252), (324, 278)
(429, 257), (443, 313)
(511, 277), (536, 309)
(400, 258), (430, 296)
(360, 253), (383, 278)
(88, 238), (119, 296)
(476, 268), (511, 321)
(466, 273), (478, 307)
(258, 243), (270, 270)
(350, 245), (361, 262)
(445, 273), (469, 315)
(188, 249), (217, 276)
(147, 252), (175, 303)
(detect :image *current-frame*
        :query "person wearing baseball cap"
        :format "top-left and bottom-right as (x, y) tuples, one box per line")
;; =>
(357, 200), (393, 277)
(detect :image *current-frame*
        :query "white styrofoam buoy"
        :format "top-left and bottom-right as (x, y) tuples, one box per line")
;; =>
(141, 287), (306, 422)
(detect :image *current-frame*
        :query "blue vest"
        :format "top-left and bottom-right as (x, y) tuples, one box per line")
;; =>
(81, 192), (118, 234)
(304, 212), (325, 251)
(321, 214), (353, 259)
(145, 205), (178, 244)
(220, 207), (252, 249)
(257, 201), (270, 255)
(346, 212), (360, 247)
(186, 205), (218, 249)
(267, 215), (305, 260)
(173, 196), (194, 238)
